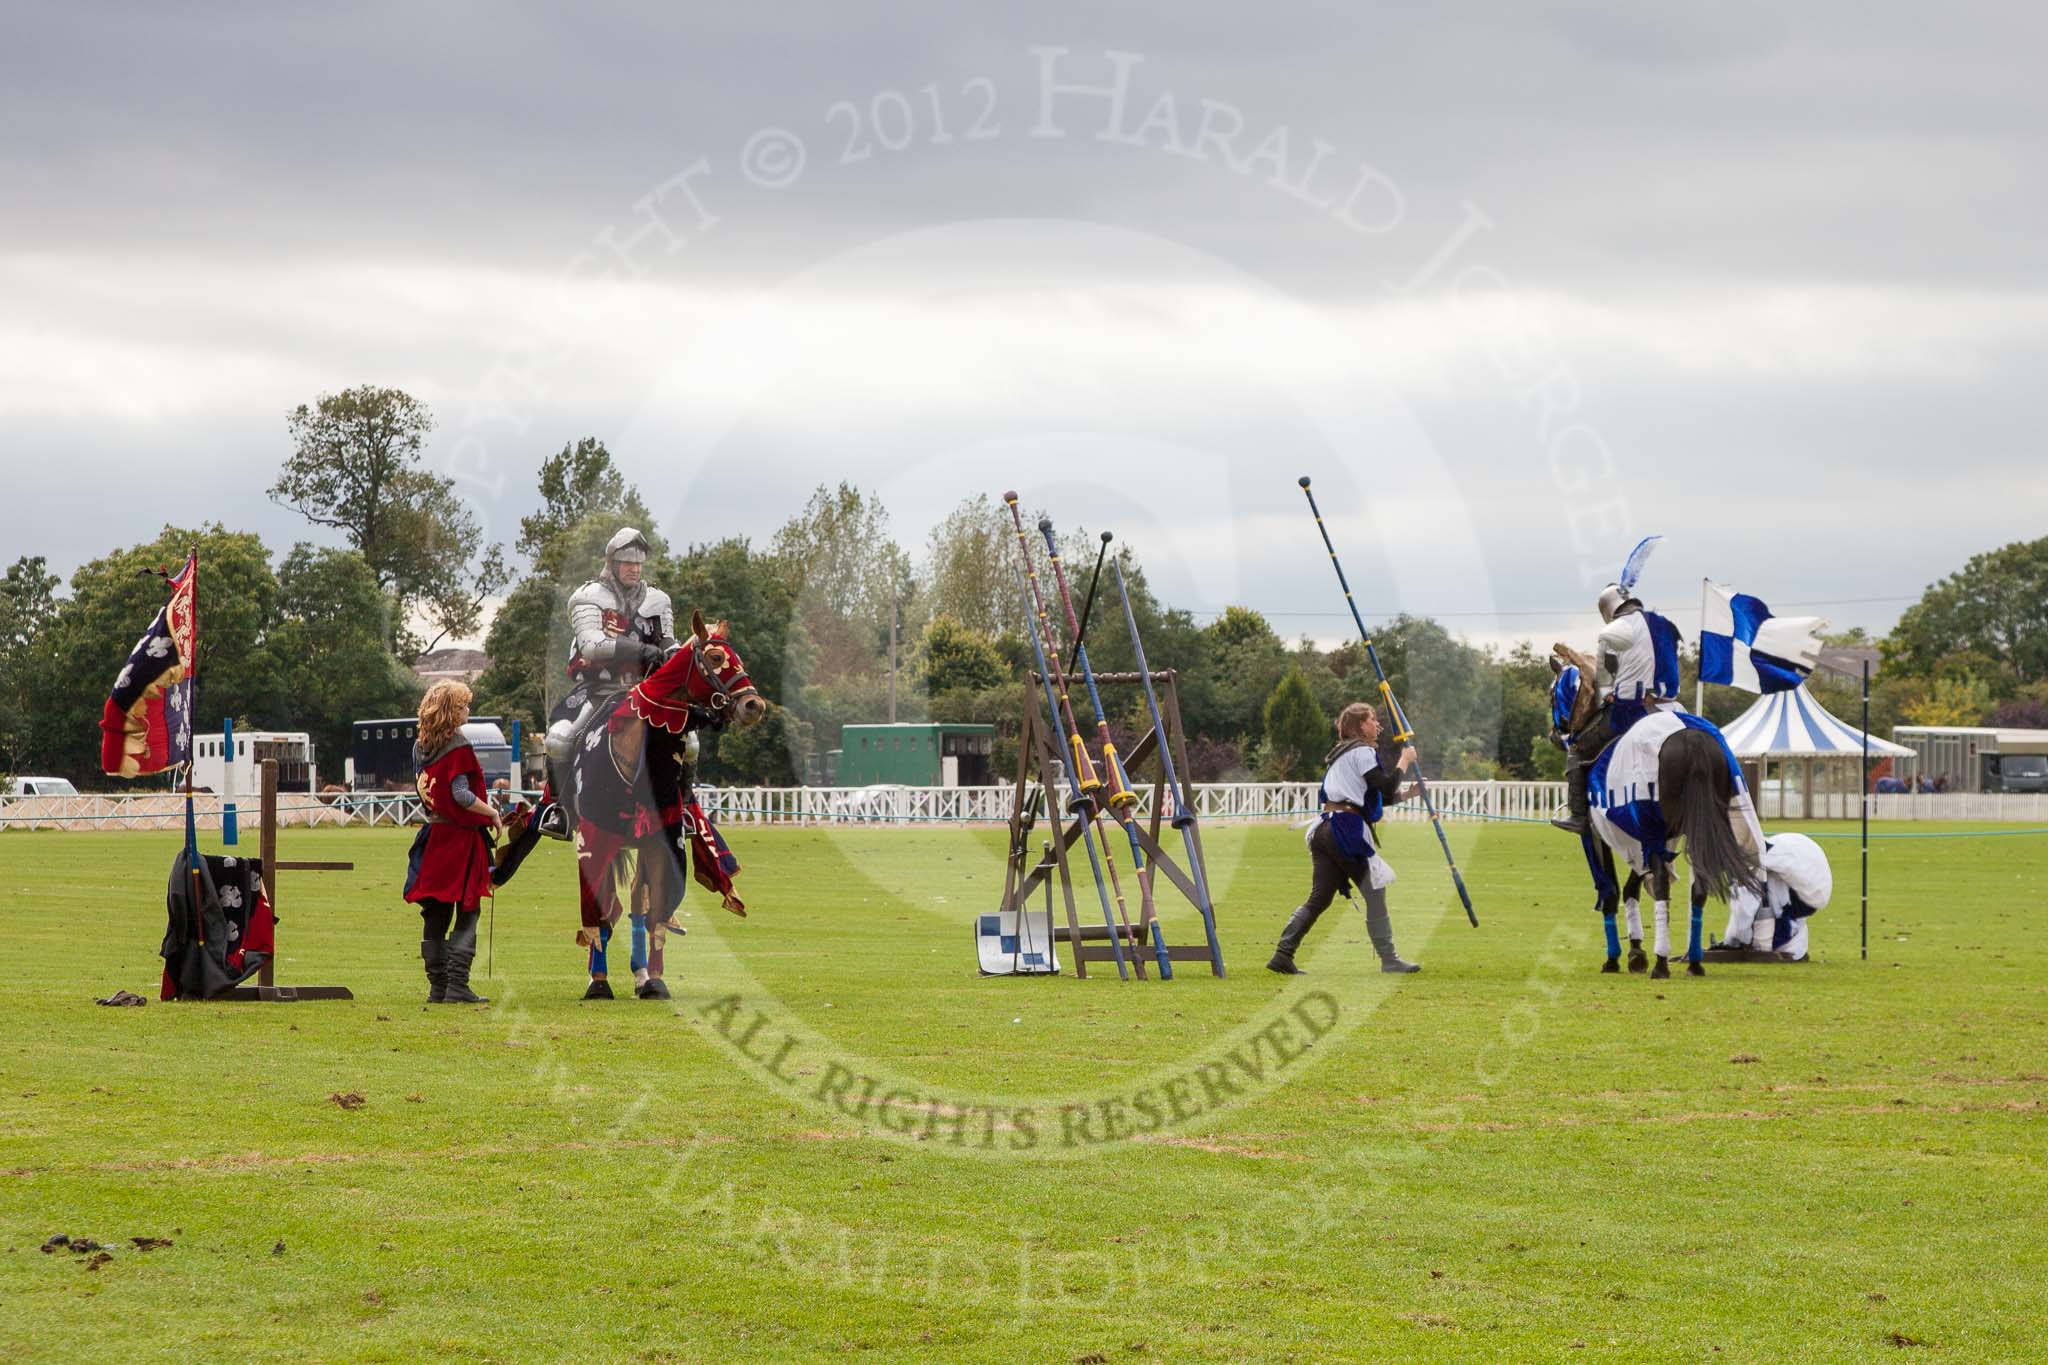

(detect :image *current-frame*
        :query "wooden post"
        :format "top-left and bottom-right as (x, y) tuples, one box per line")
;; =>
(212, 756), (354, 1001)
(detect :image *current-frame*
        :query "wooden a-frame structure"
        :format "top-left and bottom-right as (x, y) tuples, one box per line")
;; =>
(998, 669), (1223, 979)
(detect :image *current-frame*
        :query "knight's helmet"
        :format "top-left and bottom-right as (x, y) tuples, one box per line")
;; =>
(605, 527), (651, 575)
(1596, 583), (1629, 623)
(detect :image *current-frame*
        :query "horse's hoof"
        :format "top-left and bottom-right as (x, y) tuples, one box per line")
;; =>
(636, 978), (672, 1000)
(1649, 957), (1671, 980)
(1627, 947), (1649, 974)
(1686, 960), (1706, 977)
(1600, 957), (1620, 974)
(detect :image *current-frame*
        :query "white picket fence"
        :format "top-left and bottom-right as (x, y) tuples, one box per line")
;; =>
(7, 781), (2044, 833)
(0, 790), (425, 832)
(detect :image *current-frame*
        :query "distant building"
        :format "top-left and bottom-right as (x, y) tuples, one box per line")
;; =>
(414, 648), (491, 685)
(836, 723), (995, 787)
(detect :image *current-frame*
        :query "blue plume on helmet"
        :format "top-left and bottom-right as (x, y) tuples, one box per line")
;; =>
(1617, 535), (1662, 596)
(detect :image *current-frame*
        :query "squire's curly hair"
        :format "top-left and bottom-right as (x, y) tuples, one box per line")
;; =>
(417, 679), (472, 754)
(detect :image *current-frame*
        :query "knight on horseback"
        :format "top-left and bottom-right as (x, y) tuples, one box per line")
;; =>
(534, 527), (678, 838)
(1552, 537), (1683, 836)
(500, 527), (689, 1000)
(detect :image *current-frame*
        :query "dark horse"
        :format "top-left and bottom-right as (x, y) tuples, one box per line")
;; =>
(1583, 713), (1764, 980)
(569, 609), (766, 997)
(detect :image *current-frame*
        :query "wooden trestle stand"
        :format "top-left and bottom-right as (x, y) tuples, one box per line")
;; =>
(220, 757), (354, 1002)
(1000, 669), (1222, 979)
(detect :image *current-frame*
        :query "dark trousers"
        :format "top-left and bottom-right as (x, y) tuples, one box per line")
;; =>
(417, 899), (479, 953)
(1273, 822), (1398, 964)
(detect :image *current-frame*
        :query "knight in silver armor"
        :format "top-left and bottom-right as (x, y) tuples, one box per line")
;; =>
(543, 529), (678, 767)
(567, 527), (678, 688)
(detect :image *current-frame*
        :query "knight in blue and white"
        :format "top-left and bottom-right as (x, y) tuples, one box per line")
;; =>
(1553, 536), (1684, 836)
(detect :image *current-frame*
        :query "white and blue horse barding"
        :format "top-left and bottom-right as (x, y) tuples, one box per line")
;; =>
(1583, 709), (1766, 978)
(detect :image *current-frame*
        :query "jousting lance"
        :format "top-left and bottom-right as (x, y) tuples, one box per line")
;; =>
(1066, 530), (1113, 674)
(1111, 557), (1225, 975)
(1004, 493), (1139, 978)
(1296, 476), (1478, 927)
(1040, 517), (1173, 979)
(1012, 568), (1129, 978)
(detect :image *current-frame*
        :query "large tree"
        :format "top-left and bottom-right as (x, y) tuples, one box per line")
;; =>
(269, 385), (504, 649)
(518, 438), (658, 581)
(662, 536), (808, 706)
(0, 556), (63, 777)
(1367, 615), (1502, 778)
(259, 546), (420, 770)
(472, 576), (559, 737)
(1885, 536), (2048, 683)
(1259, 668), (1327, 780)
(40, 526), (279, 783)
(922, 494), (1021, 638)
(770, 483), (912, 678)
(913, 614), (1007, 696)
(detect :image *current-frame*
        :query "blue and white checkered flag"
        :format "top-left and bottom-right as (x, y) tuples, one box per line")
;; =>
(1699, 580), (1829, 694)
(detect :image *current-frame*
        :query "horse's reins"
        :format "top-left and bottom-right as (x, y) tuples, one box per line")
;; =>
(685, 638), (756, 715)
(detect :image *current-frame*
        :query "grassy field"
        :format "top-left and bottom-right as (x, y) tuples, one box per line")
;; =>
(0, 817), (2043, 1362)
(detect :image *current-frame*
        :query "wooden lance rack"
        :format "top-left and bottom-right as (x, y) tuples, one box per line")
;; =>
(217, 758), (354, 1002)
(999, 669), (1222, 978)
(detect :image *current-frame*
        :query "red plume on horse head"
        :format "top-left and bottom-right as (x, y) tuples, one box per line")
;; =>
(627, 607), (767, 733)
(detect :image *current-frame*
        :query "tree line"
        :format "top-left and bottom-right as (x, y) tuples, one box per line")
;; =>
(5, 384), (2045, 788)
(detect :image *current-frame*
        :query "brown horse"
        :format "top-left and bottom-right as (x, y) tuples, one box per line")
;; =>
(571, 609), (765, 998)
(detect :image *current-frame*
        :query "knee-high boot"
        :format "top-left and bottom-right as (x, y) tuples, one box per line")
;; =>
(420, 939), (446, 1003)
(439, 910), (489, 1004)
(1267, 903), (1325, 975)
(1363, 893), (1420, 973)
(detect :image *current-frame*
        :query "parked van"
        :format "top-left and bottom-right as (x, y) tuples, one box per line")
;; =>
(5, 776), (80, 797)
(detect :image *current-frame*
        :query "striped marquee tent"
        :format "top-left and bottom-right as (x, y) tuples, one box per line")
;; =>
(1720, 683), (1911, 818)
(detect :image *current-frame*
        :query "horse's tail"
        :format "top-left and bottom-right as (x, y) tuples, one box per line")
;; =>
(1660, 727), (1763, 903)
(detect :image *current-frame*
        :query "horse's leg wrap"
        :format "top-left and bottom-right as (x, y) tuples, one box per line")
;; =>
(1653, 901), (1671, 959)
(1601, 914), (1621, 971)
(1687, 903), (1704, 964)
(630, 911), (651, 987)
(1624, 898), (1642, 946)
(588, 921), (611, 980)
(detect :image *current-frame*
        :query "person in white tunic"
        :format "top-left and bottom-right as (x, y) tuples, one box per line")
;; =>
(1268, 702), (1421, 975)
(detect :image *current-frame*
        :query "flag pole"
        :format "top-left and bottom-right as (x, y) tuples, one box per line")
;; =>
(1861, 657), (1870, 962)
(1695, 578), (1707, 715)
(185, 546), (203, 945)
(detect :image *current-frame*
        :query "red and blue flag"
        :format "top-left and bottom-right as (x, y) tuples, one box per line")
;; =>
(100, 553), (197, 777)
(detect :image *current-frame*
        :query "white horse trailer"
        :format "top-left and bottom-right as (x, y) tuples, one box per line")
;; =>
(191, 730), (318, 796)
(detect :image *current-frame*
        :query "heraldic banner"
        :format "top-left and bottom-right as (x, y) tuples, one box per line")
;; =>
(100, 552), (197, 777)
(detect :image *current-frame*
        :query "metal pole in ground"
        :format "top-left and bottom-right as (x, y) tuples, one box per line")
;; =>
(1861, 659), (1870, 962)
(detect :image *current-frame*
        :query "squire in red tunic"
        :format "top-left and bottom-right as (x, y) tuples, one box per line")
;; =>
(403, 737), (494, 912)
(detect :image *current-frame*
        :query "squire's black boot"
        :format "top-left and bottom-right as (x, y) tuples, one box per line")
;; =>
(420, 940), (447, 1004)
(1267, 904), (1321, 975)
(438, 911), (489, 1004)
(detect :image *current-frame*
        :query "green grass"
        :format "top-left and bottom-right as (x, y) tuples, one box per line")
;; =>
(1, 818), (2044, 1362)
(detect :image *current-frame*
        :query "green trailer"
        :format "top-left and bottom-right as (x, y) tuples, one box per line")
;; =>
(836, 723), (995, 787)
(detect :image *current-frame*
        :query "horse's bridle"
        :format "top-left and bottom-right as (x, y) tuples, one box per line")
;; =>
(686, 637), (756, 715)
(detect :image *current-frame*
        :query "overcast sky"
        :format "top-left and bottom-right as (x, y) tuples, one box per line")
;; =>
(4, 2), (2043, 652)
